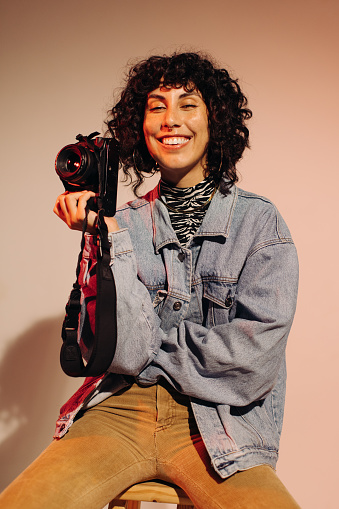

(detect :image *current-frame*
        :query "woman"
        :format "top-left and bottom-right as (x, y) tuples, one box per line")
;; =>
(0, 52), (300, 508)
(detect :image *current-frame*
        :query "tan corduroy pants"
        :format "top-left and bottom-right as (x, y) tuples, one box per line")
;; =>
(0, 381), (301, 509)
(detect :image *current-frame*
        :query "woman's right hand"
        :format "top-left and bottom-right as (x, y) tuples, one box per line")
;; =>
(53, 190), (98, 234)
(53, 190), (119, 234)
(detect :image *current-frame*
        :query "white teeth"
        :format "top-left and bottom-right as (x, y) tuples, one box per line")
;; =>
(161, 137), (189, 145)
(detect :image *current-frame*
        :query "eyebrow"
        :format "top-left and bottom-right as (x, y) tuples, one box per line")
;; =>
(147, 91), (200, 100)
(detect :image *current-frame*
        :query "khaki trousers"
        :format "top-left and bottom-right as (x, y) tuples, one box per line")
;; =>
(0, 381), (300, 509)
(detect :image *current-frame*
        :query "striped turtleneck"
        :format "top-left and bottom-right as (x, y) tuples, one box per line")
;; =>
(159, 176), (216, 246)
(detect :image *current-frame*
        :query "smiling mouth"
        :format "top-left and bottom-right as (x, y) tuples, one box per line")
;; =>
(159, 137), (191, 146)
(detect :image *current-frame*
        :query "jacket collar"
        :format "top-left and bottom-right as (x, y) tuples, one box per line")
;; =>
(148, 184), (238, 253)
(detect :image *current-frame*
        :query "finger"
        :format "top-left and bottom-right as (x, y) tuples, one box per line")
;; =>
(76, 191), (97, 214)
(67, 191), (97, 226)
(54, 193), (69, 222)
(63, 194), (86, 228)
(53, 191), (68, 217)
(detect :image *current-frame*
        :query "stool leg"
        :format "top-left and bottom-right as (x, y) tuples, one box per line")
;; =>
(109, 497), (142, 508)
(108, 501), (127, 508)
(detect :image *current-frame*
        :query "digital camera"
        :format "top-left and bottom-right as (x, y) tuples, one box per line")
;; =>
(55, 132), (119, 217)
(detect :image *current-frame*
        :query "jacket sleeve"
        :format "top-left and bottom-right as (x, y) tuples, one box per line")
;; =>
(79, 217), (298, 406)
(78, 230), (163, 366)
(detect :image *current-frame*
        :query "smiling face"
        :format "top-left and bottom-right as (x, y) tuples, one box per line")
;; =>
(143, 85), (210, 187)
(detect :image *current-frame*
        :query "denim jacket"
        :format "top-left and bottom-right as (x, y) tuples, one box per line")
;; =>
(54, 184), (298, 479)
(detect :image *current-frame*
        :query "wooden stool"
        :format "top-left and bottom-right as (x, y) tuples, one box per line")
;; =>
(108, 480), (195, 508)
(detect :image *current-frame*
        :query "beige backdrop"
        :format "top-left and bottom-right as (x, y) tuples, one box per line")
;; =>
(0, 1), (338, 508)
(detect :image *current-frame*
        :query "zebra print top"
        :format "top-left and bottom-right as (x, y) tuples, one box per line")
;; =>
(159, 176), (216, 246)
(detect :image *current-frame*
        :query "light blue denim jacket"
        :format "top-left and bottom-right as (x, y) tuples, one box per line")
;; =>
(55, 183), (298, 479)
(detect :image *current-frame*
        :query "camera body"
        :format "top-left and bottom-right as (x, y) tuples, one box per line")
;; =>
(55, 132), (119, 217)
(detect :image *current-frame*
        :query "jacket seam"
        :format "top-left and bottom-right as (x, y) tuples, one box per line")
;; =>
(114, 248), (134, 256)
(144, 283), (167, 291)
(166, 290), (191, 301)
(247, 238), (294, 259)
(118, 199), (150, 212)
(192, 276), (239, 285)
(213, 444), (279, 461)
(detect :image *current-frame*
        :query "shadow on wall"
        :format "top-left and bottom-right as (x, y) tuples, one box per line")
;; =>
(0, 315), (80, 491)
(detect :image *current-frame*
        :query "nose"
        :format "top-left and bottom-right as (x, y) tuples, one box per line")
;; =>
(162, 105), (181, 129)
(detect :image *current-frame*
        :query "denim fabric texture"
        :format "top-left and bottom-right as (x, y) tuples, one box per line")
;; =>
(55, 184), (299, 479)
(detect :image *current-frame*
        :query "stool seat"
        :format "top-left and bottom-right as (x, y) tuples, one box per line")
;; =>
(108, 480), (195, 508)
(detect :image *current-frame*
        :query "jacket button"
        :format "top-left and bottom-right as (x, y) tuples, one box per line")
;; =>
(225, 296), (233, 308)
(178, 252), (186, 262)
(173, 301), (182, 311)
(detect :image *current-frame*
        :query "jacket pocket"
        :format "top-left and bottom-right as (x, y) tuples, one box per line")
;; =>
(203, 280), (237, 327)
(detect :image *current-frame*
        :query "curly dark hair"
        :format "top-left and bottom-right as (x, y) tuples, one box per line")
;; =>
(106, 52), (252, 195)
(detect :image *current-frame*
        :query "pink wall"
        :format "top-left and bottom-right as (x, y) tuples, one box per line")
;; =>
(1, 1), (338, 507)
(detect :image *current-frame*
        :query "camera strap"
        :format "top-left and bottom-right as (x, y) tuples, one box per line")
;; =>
(60, 209), (117, 377)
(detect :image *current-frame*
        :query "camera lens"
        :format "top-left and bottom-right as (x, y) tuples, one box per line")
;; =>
(66, 152), (81, 174)
(55, 143), (98, 189)
(56, 146), (84, 178)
